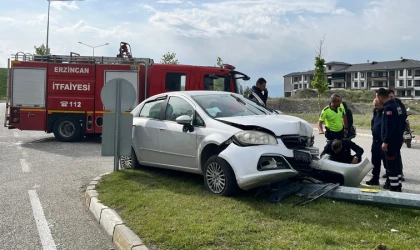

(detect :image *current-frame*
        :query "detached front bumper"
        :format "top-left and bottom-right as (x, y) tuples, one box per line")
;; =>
(217, 142), (319, 190)
(310, 155), (374, 187)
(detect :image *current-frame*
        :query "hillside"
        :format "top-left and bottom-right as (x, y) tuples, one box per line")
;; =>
(268, 89), (420, 115)
(268, 88), (420, 132)
(0, 68), (6, 99)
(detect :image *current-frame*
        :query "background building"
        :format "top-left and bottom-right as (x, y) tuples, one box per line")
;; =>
(283, 58), (420, 99)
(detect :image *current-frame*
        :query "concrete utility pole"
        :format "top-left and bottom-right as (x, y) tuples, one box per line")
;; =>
(46, 0), (84, 54)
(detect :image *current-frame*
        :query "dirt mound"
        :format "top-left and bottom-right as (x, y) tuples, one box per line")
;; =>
(291, 89), (319, 99)
(291, 89), (376, 103)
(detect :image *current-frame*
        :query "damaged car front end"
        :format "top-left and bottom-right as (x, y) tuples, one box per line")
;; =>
(215, 118), (320, 191)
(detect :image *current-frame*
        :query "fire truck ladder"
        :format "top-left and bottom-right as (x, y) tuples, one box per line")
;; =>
(12, 53), (154, 66)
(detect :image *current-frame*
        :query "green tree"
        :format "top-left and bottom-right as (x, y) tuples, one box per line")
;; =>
(160, 52), (179, 64)
(311, 35), (329, 112)
(34, 43), (50, 56)
(212, 56), (225, 91)
(244, 86), (251, 97)
(216, 56), (224, 68)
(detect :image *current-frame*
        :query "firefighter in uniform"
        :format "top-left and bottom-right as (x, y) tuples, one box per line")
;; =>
(375, 88), (405, 192)
(318, 93), (348, 141)
(366, 99), (386, 186)
(387, 89), (406, 181)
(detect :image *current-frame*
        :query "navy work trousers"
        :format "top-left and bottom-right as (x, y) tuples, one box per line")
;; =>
(371, 140), (386, 179)
(385, 141), (403, 188)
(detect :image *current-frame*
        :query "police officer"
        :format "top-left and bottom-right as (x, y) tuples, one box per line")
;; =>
(366, 99), (386, 186)
(318, 93), (348, 141)
(320, 139), (364, 164)
(375, 88), (405, 192)
(248, 78), (268, 106)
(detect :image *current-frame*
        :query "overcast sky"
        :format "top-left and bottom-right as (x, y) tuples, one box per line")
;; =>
(1, 0), (418, 97)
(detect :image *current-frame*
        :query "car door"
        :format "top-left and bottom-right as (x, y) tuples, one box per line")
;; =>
(132, 97), (166, 165)
(158, 95), (198, 169)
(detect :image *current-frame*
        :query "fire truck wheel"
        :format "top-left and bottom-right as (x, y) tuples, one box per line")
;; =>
(53, 117), (82, 142)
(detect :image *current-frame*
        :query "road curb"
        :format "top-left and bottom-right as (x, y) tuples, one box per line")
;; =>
(311, 127), (418, 144)
(85, 172), (149, 250)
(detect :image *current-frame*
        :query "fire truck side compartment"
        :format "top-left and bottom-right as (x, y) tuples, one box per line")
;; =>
(10, 64), (48, 131)
(46, 63), (95, 134)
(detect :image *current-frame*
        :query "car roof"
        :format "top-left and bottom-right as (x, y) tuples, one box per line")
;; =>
(150, 91), (235, 99)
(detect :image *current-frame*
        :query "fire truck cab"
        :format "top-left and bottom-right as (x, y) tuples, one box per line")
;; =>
(4, 52), (250, 142)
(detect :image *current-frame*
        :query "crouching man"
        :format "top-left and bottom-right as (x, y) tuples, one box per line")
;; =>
(320, 139), (364, 164)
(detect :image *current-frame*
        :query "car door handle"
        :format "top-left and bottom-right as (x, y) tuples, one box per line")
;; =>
(159, 128), (165, 131)
(28, 113), (35, 117)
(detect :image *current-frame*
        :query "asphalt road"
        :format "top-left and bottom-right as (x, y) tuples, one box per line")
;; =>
(0, 103), (114, 250)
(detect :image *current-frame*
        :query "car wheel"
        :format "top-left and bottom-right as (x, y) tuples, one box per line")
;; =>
(406, 140), (412, 148)
(203, 155), (237, 196)
(120, 147), (141, 169)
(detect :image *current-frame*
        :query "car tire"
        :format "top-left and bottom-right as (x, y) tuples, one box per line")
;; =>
(203, 155), (237, 196)
(53, 117), (82, 142)
(120, 147), (141, 169)
(406, 140), (412, 148)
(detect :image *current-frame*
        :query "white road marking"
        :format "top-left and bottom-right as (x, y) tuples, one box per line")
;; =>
(20, 158), (30, 172)
(28, 190), (57, 250)
(13, 132), (19, 138)
(16, 141), (22, 150)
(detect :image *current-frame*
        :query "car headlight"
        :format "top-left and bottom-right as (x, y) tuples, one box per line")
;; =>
(233, 131), (278, 146)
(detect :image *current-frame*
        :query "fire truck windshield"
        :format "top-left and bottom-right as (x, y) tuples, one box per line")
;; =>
(232, 71), (250, 95)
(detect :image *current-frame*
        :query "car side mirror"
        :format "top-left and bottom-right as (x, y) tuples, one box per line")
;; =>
(176, 115), (194, 132)
(176, 115), (192, 125)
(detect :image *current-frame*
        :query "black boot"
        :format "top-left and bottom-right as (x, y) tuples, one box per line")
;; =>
(390, 186), (402, 192)
(383, 181), (391, 190)
(366, 178), (380, 185)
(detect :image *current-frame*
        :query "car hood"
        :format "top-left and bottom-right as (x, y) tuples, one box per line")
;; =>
(216, 115), (313, 137)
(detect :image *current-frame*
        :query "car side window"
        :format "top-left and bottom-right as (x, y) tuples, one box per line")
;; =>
(139, 99), (165, 119)
(165, 96), (194, 121)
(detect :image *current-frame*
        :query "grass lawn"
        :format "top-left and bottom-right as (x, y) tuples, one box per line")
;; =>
(0, 68), (7, 99)
(96, 168), (420, 250)
(285, 113), (420, 133)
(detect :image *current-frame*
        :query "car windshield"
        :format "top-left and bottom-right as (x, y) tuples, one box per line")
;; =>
(192, 93), (273, 118)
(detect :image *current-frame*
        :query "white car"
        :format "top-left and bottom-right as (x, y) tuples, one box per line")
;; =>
(121, 91), (372, 196)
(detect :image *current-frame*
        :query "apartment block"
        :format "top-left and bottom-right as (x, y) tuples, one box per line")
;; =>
(283, 58), (420, 99)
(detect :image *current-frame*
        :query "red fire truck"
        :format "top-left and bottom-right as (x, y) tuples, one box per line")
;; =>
(4, 50), (250, 142)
